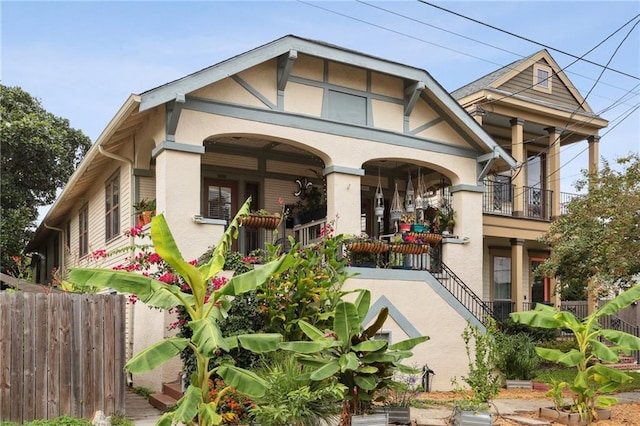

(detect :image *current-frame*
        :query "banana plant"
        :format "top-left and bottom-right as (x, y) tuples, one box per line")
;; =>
(69, 198), (294, 426)
(280, 289), (429, 425)
(511, 285), (640, 423)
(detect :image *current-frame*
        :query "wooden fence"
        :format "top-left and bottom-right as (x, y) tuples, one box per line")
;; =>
(0, 292), (127, 423)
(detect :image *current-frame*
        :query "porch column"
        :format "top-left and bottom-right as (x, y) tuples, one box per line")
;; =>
(546, 127), (562, 219)
(323, 165), (365, 236)
(588, 135), (600, 175)
(153, 142), (218, 261)
(510, 118), (525, 217)
(511, 238), (524, 312)
(444, 185), (484, 296)
(550, 277), (560, 309)
(469, 104), (484, 125)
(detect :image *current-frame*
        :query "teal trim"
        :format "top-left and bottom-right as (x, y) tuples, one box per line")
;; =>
(277, 50), (297, 91)
(409, 117), (444, 136)
(152, 141), (205, 158)
(348, 267), (485, 330)
(231, 75), (276, 109)
(449, 184), (484, 193)
(133, 168), (155, 177)
(166, 94), (185, 138)
(185, 97), (478, 158)
(364, 295), (422, 339)
(323, 165), (365, 176)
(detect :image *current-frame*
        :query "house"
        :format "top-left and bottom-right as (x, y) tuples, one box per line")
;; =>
(26, 35), (606, 391)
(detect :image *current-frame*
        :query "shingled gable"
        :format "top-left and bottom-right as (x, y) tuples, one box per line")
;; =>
(139, 34), (516, 168)
(451, 49), (602, 118)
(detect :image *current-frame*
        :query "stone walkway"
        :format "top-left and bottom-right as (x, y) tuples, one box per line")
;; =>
(124, 389), (163, 424)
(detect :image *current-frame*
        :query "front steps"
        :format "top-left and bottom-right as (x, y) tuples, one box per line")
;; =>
(149, 381), (183, 411)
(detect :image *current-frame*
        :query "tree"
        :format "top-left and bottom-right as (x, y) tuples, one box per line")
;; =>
(537, 154), (640, 299)
(0, 84), (91, 274)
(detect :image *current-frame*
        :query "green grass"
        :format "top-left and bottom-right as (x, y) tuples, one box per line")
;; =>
(132, 385), (155, 399)
(0, 412), (132, 426)
(534, 367), (640, 393)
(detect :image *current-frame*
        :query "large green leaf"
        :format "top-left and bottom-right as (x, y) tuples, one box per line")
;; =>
(595, 395), (619, 408)
(590, 339), (620, 363)
(354, 289), (371, 323)
(151, 214), (204, 301)
(156, 412), (174, 426)
(388, 335), (429, 351)
(510, 310), (564, 329)
(298, 319), (327, 341)
(354, 374), (378, 391)
(199, 402), (223, 426)
(310, 360), (341, 381)
(124, 337), (189, 373)
(599, 329), (640, 350)
(339, 352), (360, 372)
(173, 385), (200, 424)
(596, 286), (640, 318)
(204, 199), (251, 281)
(237, 333), (282, 353)
(352, 339), (387, 352)
(333, 301), (359, 348)
(590, 363), (633, 383)
(216, 254), (293, 297)
(217, 364), (268, 398)
(69, 268), (193, 309)
(280, 341), (330, 353)
(190, 316), (229, 356)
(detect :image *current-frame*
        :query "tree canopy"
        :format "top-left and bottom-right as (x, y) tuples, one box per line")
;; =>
(537, 154), (640, 300)
(1, 84), (91, 274)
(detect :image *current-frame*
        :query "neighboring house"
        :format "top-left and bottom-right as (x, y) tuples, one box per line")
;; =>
(26, 35), (606, 391)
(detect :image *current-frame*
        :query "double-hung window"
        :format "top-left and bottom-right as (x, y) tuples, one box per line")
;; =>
(105, 171), (120, 241)
(78, 204), (89, 257)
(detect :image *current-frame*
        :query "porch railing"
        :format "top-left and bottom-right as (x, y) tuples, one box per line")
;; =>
(481, 179), (554, 220)
(560, 191), (582, 215)
(293, 219), (327, 246)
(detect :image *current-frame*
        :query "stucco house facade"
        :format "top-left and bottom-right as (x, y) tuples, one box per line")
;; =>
(27, 35), (606, 391)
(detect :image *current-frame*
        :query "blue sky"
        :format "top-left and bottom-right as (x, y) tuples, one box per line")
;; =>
(2, 1), (639, 195)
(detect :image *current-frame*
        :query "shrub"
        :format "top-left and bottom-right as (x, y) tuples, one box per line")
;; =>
(496, 332), (540, 380)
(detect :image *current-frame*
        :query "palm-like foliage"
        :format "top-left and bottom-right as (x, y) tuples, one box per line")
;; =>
(70, 198), (294, 425)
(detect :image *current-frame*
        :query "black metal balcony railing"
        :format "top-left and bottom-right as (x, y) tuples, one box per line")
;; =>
(482, 178), (555, 220)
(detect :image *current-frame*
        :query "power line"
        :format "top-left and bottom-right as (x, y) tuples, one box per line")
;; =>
(417, 0), (640, 81)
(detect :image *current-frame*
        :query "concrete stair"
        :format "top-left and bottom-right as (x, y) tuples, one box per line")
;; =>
(149, 381), (183, 411)
(603, 355), (639, 370)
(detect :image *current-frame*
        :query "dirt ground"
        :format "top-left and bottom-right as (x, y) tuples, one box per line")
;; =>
(417, 388), (640, 425)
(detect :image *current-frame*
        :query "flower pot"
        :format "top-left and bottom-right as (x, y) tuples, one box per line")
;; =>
(136, 210), (153, 227)
(373, 406), (411, 425)
(453, 408), (492, 425)
(239, 214), (281, 230)
(390, 243), (429, 255)
(421, 233), (443, 245)
(346, 242), (389, 253)
(411, 223), (426, 233)
(399, 223), (411, 232)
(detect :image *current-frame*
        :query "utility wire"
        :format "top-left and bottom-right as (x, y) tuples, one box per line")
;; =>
(417, 0), (640, 81)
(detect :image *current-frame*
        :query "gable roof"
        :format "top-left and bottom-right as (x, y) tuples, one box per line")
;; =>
(139, 34), (515, 167)
(451, 49), (598, 117)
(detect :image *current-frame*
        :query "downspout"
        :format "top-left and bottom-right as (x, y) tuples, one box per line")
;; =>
(98, 142), (136, 377)
(43, 223), (63, 284)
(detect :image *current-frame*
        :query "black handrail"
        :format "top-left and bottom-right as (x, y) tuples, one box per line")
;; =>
(599, 314), (640, 363)
(434, 261), (503, 326)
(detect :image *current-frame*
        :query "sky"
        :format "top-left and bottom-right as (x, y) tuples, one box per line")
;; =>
(2, 0), (639, 199)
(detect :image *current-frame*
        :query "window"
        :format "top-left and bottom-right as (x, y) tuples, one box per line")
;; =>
(533, 63), (552, 93)
(493, 256), (511, 300)
(105, 171), (120, 241)
(65, 221), (71, 251)
(205, 179), (236, 220)
(79, 204), (89, 257)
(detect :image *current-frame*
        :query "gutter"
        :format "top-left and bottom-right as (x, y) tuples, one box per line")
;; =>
(27, 95), (141, 251)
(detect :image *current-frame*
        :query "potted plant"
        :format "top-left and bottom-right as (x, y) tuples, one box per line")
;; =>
(451, 321), (501, 425)
(373, 370), (420, 425)
(133, 198), (156, 226)
(239, 209), (282, 230)
(495, 332), (539, 389)
(511, 286), (640, 425)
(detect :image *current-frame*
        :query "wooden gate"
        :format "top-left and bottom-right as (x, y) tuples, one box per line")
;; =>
(0, 292), (127, 423)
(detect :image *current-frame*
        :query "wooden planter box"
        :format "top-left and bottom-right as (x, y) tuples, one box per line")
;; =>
(389, 243), (430, 255)
(346, 242), (389, 253)
(505, 379), (533, 389)
(539, 407), (611, 425)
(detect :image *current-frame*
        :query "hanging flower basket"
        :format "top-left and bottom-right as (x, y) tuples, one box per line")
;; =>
(421, 233), (443, 245)
(346, 241), (389, 253)
(390, 243), (430, 255)
(239, 214), (281, 230)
